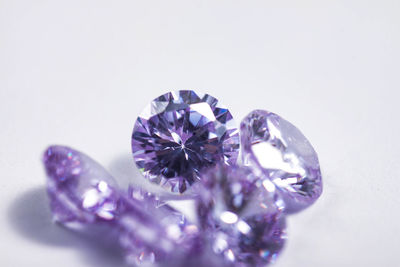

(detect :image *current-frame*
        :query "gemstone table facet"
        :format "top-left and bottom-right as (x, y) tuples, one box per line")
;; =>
(240, 110), (323, 213)
(131, 90), (240, 193)
(195, 164), (287, 266)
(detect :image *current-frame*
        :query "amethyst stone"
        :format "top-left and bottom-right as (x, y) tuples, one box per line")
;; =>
(131, 90), (240, 193)
(43, 145), (120, 224)
(240, 110), (323, 213)
(195, 164), (287, 266)
(43, 145), (200, 264)
(120, 188), (201, 265)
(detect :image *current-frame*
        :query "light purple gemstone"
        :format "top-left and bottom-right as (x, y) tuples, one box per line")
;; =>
(43, 146), (201, 264)
(119, 189), (201, 265)
(195, 164), (287, 266)
(240, 110), (323, 213)
(43, 145), (120, 224)
(131, 90), (240, 193)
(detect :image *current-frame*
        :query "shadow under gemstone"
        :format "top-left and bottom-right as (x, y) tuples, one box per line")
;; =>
(8, 186), (129, 267)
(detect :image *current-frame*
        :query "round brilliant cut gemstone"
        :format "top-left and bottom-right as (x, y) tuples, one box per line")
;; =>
(240, 110), (323, 213)
(43, 146), (201, 264)
(131, 90), (239, 193)
(120, 189), (201, 265)
(43, 145), (120, 224)
(195, 164), (287, 266)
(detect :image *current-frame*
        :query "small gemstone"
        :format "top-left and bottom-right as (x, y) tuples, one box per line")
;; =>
(127, 185), (168, 209)
(118, 189), (201, 264)
(131, 90), (240, 193)
(43, 145), (120, 224)
(43, 146), (202, 264)
(240, 110), (323, 213)
(195, 164), (287, 266)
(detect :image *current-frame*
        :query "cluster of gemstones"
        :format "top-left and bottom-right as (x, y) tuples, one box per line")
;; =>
(43, 90), (322, 266)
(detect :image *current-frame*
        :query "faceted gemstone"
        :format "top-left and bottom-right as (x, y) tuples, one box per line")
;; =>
(43, 146), (202, 264)
(127, 186), (200, 253)
(43, 145), (120, 224)
(240, 110), (323, 213)
(195, 164), (287, 266)
(119, 188), (201, 265)
(131, 90), (240, 193)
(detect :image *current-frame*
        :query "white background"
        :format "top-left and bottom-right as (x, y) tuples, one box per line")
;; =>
(1, 1), (400, 266)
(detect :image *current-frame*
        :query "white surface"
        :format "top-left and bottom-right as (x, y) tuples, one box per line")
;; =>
(1, 1), (400, 266)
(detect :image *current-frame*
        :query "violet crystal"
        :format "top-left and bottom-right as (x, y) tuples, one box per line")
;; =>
(195, 164), (287, 266)
(131, 90), (240, 193)
(121, 186), (201, 265)
(43, 145), (200, 265)
(43, 145), (120, 224)
(240, 110), (323, 213)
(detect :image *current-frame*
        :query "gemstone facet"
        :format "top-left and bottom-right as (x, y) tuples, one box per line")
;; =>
(131, 90), (240, 193)
(195, 164), (287, 266)
(43, 146), (201, 264)
(240, 110), (323, 213)
(120, 190), (201, 265)
(43, 145), (120, 224)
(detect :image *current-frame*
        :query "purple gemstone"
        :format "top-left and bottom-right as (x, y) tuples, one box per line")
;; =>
(240, 110), (323, 213)
(119, 189), (201, 265)
(131, 90), (240, 193)
(195, 164), (287, 266)
(43, 145), (120, 224)
(43, 146), (201, 264)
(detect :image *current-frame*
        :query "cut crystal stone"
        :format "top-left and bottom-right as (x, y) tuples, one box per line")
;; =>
(119, 188), (201, 264)
(43, 145), (120, 224)
(240, 110), (323, 213)
(131, 90), (239, 193)
(43, 146), (201, 264)
(195, 164), (287, 266)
